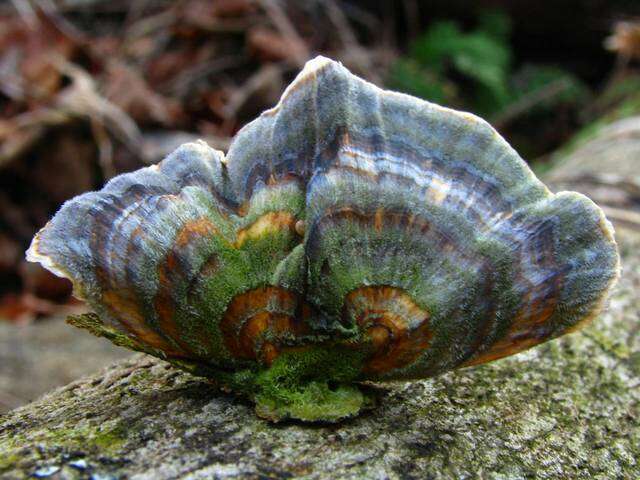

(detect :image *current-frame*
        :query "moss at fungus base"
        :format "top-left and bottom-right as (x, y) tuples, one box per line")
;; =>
(68, 312), (374, 423)
(221, 346), (374, 423)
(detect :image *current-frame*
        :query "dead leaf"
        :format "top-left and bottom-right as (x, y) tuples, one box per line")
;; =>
(0, 9), (81, 105)
(0, 293), (58, 324)
(606, 20), (640, 60)
(247, 26), (306, 63)
(0, 233), (21, 273)
(103, 61), (183, 126)
(19, 261), (72, 302)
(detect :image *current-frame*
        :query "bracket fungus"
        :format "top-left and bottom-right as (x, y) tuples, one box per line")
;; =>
(27, 57), (620, 423)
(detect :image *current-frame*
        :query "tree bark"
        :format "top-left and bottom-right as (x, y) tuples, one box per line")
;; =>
(1, 114), (639, 480)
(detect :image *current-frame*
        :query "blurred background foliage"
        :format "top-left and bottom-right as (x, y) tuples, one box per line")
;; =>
(1, 0), (640, 409)
(390, 11), (515, 112)
(2, 0), (640, 322)
(389, 10), (591, 157)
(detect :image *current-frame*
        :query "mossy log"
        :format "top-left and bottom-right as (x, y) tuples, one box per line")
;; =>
(1, 114), (639, 479)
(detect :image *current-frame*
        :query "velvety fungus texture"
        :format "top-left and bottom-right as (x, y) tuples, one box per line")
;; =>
(27, 57), (619, 422)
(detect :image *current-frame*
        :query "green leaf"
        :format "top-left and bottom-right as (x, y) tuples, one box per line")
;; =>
(392, 14), (512, 113)
(509, 64), (590, 111)
(387, 59), (455, 104)
(477, 9), (512, 40)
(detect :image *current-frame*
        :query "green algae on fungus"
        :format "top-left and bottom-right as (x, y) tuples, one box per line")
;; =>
(26, 56), (619, 423)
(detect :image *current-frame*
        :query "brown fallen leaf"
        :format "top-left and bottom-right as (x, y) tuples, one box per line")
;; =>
(0, 7), (82, 105)
(247, 26), (307, 63)
(0, 233), (21, 273)
(212, 0), (257, 18)
(0, 292), (61, 324)
(605, 20), (640, 60)
(18, 261), (72, 303)
(180, 0), (256, 31)
(103, 61), (183, 126)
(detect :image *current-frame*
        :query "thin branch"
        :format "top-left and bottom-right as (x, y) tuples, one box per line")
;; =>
(323, 0), (380, 84)
(258, 0), (310, 68)
(492, 78), (571, 129)
(222, 64), (284, 120)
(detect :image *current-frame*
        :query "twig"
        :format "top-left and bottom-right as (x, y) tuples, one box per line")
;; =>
(124, 8), (176, 40)
(0, 108), (74, 171)
(9, 0), (37, 28)
(33, 0), (87, 42)
(402, 0), (420, 41)
(140, 131), (231, 163)
(258, 0), (310, 68)
(549, 173), (640, 197)
(222, 64), (284, 120)
(124, 0), (156, 27)
(166, 55), (248, 98)
(1, 55), (148, 170)
(601, 206), (640, 230)
(323, 0), (380, 84)
(55, 60), (143, 149)
(338, 2), (379, 32)
(492, 78), (571, 129)
(90, 116), (116, 179)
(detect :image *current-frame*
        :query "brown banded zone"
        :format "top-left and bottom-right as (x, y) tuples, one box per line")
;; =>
(27, 142), (307, 365)
(342, 286), (432, 375)
(28, 56), (619, 381)
(28, 143), (231, 356)
(219, 286), (314, 366)
(223, 57), (618, 377)
(300, 149), (613, 377)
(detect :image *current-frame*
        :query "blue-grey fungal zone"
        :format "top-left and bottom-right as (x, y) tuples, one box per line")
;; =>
(27, 56), (620, 422)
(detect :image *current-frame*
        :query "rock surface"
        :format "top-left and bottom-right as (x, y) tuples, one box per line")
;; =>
(1, 115), (639, 479)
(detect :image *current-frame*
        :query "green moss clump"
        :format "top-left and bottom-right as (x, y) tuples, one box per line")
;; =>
(222, 346), (372, 423)
(0, 453), (21, 475)
(255, 378), (367, 423)
(92, 422), (129, 451)
(67, 313), (376, 423)
(67, 313), (168, 359)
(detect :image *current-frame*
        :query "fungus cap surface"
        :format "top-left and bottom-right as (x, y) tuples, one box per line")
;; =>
(27, 56), (620, 422)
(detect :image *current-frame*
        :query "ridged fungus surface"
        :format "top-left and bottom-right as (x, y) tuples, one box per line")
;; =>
(27, 57), (620, 422)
